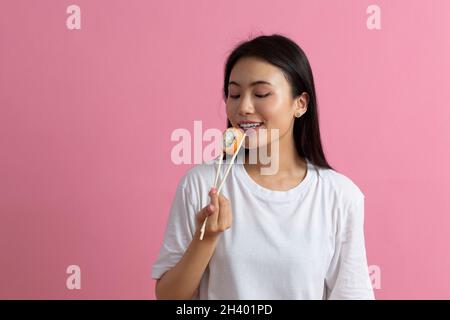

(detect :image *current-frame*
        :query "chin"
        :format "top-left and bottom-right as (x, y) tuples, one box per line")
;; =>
(243, 140), (269, 150)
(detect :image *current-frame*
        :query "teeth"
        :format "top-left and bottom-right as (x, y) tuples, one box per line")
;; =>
(239, 123), (262, 129)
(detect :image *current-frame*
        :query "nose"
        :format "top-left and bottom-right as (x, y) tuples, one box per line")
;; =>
(236, 94), (255, 116)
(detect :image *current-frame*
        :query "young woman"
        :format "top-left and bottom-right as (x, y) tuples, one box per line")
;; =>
(152, 34), (374, 300)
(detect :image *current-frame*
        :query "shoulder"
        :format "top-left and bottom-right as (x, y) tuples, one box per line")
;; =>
(314, 165), (365, 207)
(175, 161), (219, 210)
(175, 161), (217, 209)
(178, 161), (217, 189)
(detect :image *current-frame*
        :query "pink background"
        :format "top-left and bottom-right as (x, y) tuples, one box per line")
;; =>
(1, 0), (450, 299)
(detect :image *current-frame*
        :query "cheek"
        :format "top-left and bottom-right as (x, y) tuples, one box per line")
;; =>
(226, 98), (238, 111)
(225, 102), (234, 118)
(262, 107), (293, 138)
(261, 105), (288, 127)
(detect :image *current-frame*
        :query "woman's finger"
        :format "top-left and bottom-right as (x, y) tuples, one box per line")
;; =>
(208, 187), (219, 225)
(217, 193), (231, 229)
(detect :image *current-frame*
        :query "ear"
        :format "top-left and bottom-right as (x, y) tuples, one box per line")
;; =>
(294, 92), (309, 116)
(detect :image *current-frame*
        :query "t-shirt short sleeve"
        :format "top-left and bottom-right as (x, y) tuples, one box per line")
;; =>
(324, 196), (375, 299)
(151, 176), (198, 280)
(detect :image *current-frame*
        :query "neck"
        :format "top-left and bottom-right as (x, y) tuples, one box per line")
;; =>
(244, 132), (305, 176)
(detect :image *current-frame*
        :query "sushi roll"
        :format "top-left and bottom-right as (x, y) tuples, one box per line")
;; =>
(223, 127), (244, 155)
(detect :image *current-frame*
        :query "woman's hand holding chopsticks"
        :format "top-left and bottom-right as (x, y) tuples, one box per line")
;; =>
(196, 187), (233, 241)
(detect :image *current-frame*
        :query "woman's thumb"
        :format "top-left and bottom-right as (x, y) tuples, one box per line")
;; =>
(198, 204), (214, 221)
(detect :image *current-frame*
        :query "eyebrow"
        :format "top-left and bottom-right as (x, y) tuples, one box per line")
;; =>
(228, 80), (273, 87)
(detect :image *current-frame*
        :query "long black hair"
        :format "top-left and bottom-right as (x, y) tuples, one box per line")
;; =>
(223, 33), (333, 170)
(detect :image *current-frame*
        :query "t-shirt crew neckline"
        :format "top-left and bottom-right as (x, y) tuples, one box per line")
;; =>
(236, 158), (314, 202)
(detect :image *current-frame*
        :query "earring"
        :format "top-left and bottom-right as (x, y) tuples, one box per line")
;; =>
(295, 112), (301, 118)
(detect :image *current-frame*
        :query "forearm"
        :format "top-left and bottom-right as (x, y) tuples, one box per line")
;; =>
(155, 229), (219, 300)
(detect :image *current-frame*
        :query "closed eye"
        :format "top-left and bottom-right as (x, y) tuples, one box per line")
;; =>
(229, 93), (271, 99)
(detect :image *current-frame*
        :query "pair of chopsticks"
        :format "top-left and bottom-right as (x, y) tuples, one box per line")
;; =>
(199, 133), (246, 240)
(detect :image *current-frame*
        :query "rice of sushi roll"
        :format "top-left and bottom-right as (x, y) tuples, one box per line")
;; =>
(223, 127), (244, 155)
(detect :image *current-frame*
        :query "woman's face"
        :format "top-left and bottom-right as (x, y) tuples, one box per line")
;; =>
(226, 57), (308, 150)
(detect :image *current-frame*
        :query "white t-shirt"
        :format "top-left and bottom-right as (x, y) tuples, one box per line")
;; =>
(152, 154), (375, 300)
